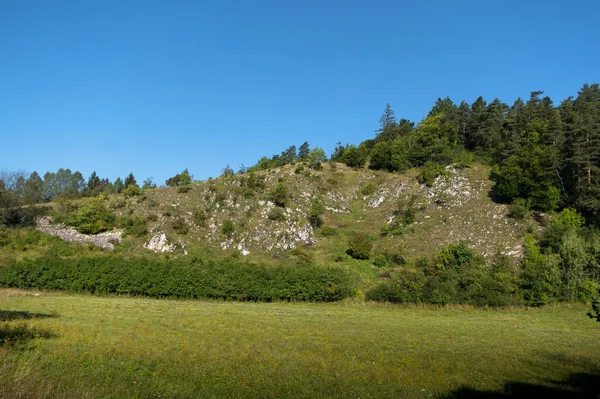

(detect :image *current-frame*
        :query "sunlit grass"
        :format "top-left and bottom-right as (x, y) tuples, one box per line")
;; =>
(1, 289), (599, 398)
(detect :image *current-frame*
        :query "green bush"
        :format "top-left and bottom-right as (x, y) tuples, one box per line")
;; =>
(372, 255), (388, 268)
(308, 196), (325, 228)
(177, 186), (191, 194)
(193, 209), (207, 227)
(417, 162), (445, 187)
(119, 215), (148, 238)
(122, 185), (142, 197)
(172, 218), (189, 235)
(54, 198), (116, 235)
(434, 242), (480, 272)
(366, 268), (426, 303)
(222, 220), (235, 237)
(508, 198), (530, 220)
(360, 182), (377, 196)
(267, 207), (286, 221)
(270, 182), (288, 208)
(346, 234), (372, 260)
(0, 256), (355, 302)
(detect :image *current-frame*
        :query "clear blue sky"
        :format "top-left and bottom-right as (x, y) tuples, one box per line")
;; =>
(1, 0), (599, 184)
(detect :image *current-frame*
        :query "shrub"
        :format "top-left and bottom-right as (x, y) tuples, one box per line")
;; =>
(346, 234), (372, 260)
(382, 242), (406, 265)
(222, 220), (235, 237)
(417, 162), (445, 187)
(166, 169), (192, 187)
(172, 217), (189, 235)
(270, 182), (288, 208)
(372, 255), (388, 268)
(267, 207), (286, 221)
(308, 196), (325, 228)
(193, 209), (207, 227)
(0, 256), (355, 302)
(434, 242), (479, 272)
(294, 165), (305, 174)
(366, 268), (427, 303)
(508, 198), (530, 220)
(360, 182), (377, 196)
(120, 215), (148, 237)
(54, 197), (116, 235)
(122, 185), (142, 197)
(177, 186), (191, 194)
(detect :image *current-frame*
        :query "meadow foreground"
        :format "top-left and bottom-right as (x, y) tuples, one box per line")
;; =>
(1, 289), (599, 398)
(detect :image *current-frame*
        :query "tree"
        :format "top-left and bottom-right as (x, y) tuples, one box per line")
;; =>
(113, 177), (124, 194)
(124, 173), (138, 188)
(570, 84), (600, 220)
(298, 142), (310, 160)
(330, 142), (346, 162)
(378, 103), (397, 132)
(86, 172), (102, 196)
(166, 169), (193, 186)
(308, 147), (327, 170)
(142, 177), (157, 189)
(23, 172), (43, 204)
(342, 145), (368, 168)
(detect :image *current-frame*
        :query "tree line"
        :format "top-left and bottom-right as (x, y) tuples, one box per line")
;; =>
(252, 83), (600, 225)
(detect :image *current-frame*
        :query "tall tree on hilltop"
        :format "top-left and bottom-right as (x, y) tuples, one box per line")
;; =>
(124, 173), (138, 188)
(298, 142), (310, 160)
(378, 103), (397, 133)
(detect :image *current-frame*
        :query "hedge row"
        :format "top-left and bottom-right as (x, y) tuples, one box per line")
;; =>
(0, 256), (355, 302)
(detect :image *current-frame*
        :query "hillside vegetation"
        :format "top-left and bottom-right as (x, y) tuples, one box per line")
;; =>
(1, 83), (600, 309)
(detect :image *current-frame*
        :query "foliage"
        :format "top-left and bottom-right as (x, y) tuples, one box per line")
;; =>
(222, 220), (235, 237)
(267, 207), (285, 221)
(53, 197), (115, 234)
(269, 182), (288, 208)
(372, 254), (387, 268)
(434, 242), (480, 272)
(508, 198), (530, 220)
(122, 185), (142, 197)
(119, 215), (148, 238)
(166, 169), (193, 187)
(193, 209), (207, 227)
(308, 195), (325, 228)
(307, 147), (327, 170)
(0, 256), (355, 302)
(172, 217), (189, 235)
(417, 162), (446, 187)
(346, 234), (372, 260)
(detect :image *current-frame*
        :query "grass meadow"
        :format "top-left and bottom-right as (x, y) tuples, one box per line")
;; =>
(1, 289), (599, 398)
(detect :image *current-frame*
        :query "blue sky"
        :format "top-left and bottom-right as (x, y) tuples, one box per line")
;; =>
(1, 0), (598, 184)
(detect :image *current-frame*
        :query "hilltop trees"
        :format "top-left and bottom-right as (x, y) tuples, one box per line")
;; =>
(166, 169), (193, 187)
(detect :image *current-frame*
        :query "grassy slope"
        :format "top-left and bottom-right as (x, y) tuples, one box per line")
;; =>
(1, 289), (599, 398)
(95, 163), (531, 289)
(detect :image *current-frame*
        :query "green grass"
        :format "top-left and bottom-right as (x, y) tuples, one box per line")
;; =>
(1, 289), (599, 398)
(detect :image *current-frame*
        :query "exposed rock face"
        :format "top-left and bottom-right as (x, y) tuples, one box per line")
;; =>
(144, 232), (176, 253)
(36, 217), (122, 250)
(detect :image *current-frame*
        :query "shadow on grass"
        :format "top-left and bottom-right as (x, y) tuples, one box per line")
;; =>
(0, 309), (58, 322)
(444, 372), (600, 398)
(1, 310), (59, 347)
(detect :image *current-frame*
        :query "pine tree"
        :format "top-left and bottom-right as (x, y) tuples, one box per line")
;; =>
(298, 142), (310, 160)
(378, 103), (397, 133)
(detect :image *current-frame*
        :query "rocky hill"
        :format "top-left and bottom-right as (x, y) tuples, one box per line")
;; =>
(38, 163), (532, 267)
